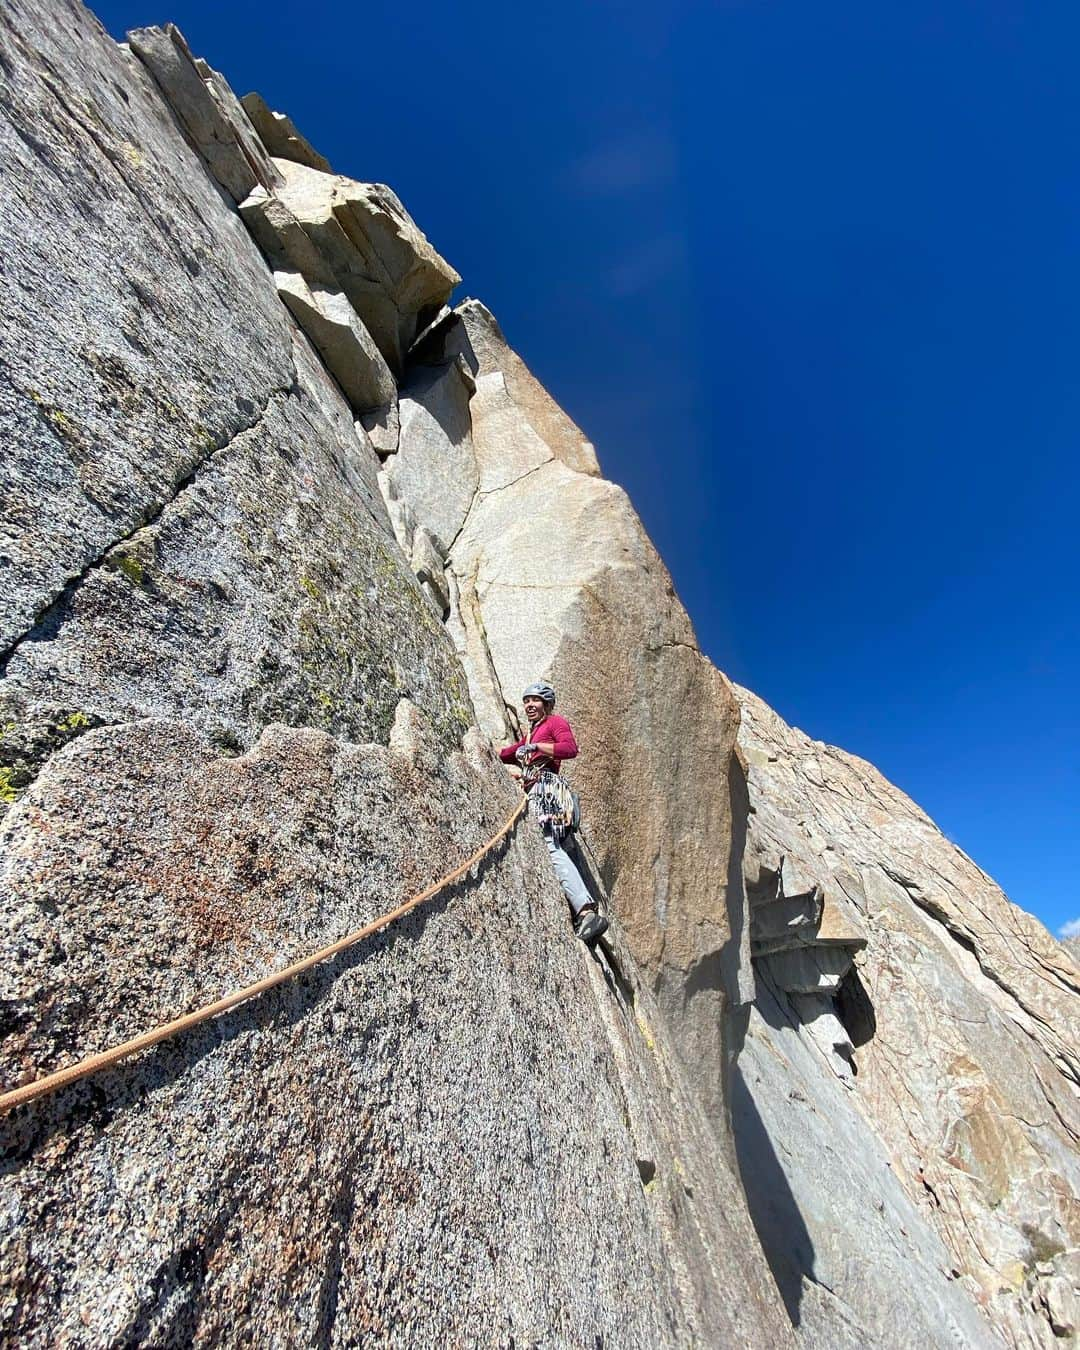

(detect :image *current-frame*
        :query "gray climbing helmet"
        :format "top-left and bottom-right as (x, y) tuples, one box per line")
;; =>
(522, 681), (556, 707)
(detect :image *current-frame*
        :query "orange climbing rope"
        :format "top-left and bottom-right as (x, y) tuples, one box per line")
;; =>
(0, 795), (528, 1114)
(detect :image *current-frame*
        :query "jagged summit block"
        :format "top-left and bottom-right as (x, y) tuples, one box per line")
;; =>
(127, 25), (280, 202)
(241, 91), (332, 171)
(252, 158), (461, 373)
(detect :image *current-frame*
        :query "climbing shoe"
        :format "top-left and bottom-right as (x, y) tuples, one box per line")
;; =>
(574, 907), (609, 945)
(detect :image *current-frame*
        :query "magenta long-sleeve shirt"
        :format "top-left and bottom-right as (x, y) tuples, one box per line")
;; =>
(499, 714), (579, 775)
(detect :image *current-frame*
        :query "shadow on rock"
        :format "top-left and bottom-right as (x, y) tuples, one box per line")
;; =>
(567, 838), (640, 1014)
(731, 1061), (816, 1328)
(565, 833), (607, 912)
(719, 749), (750, 1009)
(398, 360), (472, 448)
(837, 966), (877, 1048)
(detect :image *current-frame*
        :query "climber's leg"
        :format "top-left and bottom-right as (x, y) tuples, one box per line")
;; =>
(545, 834), (592, 915)
(545, 834), (609, 943)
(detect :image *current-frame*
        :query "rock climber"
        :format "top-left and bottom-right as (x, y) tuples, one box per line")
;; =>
(499, 681), (609, 945)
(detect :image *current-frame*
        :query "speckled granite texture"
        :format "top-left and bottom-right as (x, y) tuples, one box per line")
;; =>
(0, 3), (792, 1343)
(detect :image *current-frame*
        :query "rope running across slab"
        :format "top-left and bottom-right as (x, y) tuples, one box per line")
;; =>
(0, 795), (528, 1114)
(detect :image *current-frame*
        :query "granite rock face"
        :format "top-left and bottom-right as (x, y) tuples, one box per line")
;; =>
(4, 0), (1079, 1345)
(733, 976), (1000, 1350)
(272, 267), (397, 412)
(0, 2), (794, 1344)
(379, 300), (754, 1130)
(444, 300), (601, 478)
(736, 685), (1080, 1348)
(379, 293), (1080, 1347)
(0, 0), (466, 792)
(0, 709), (790, 1347)
(127, 24), (280, 203)
(386, 355), (478, 559)
(1, 12), (292, 656)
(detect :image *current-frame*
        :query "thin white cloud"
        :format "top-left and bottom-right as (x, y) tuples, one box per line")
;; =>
(1058, 917), (1080, 939)
(607, 232), (688, 298)
(569, 129), (677, 196)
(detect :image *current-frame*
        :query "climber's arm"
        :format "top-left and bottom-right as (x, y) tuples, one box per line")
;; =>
(544, 717), (578, 761)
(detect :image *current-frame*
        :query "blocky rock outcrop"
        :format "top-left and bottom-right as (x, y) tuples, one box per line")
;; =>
(736, 685), (1080, 1347)
(240, 90), (332, 172)
(127, 24), (281, 203)
(242, 159), (460, 375)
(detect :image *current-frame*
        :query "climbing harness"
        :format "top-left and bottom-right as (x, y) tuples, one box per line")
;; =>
(514, 732), (580, 841)
(0, 795), (528, 1114)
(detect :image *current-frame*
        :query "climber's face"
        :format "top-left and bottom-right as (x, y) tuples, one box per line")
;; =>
(523, 695), (547, 724)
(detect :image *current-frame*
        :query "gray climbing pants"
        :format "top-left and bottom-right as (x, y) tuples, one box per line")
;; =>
(545, 833), (592, 916)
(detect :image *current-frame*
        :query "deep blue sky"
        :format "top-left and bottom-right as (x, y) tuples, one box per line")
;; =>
(94, 1), (1078, 938)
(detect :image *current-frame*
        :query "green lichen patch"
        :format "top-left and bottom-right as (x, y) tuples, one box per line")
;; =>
(26, 389), (89, 454)
(0, 705), (103, 810)
(113, 553), (145, 586)
(57, 711), (91, 734)
(81, 348), (219, 451)
(47, 407), (75, 436)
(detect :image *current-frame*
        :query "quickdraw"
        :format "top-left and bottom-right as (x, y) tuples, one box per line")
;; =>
(526, 767), (580, 842)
